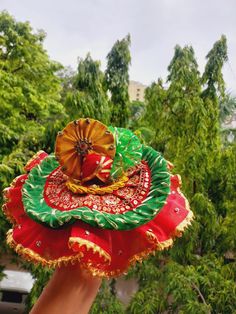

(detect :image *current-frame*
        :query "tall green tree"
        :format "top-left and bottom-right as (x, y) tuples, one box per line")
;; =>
(202, 35), (228, 101)
(128, 36), (236, 313)
(0, 11), (65, 188)
(65, 53), (110, 124)
(201, 35), (228, 154)
(0, 11), (66, 311)
(144, 46), (207, 194)
(165, 45), (208, 194)
(105, 35), (131, 127)
(56, 65), (77, 103)
(141, 79), (167, 150)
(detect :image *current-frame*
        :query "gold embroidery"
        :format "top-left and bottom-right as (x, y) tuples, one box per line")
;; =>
(145, 208), (194, 248)
(6, 207), (193, 278)
(69, 237), (111, 263)
(66, 174), (129, 195)
(24, 150), (45, 171)
(2, 204), (17, 225)
(7, 230), (84, 268)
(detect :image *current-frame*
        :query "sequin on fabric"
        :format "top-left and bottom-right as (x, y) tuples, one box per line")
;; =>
(44, 162), (151, 214)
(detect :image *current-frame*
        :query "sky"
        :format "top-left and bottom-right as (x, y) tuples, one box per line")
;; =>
(1, 0), (236, 93)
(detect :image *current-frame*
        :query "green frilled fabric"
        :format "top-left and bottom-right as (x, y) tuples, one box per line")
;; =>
(22, 145), (170, 230)
(108, 126), (143, 179)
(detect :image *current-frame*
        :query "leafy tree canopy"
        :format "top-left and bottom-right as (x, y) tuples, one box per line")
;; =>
(0, 11), (66, 189)
(0, 11), (67, 256)
(65, 53), (110, 124)
(105, 34), (131, 127)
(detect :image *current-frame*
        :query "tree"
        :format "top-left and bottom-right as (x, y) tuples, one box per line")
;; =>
(166, 45), (209, 194)
(128, 254), (236, 313)
(65, 53), (110, 124)
(90, 281), (124, 314)
(105, 35), (131, 127)
(201, 35), (228, 154)
(56, 65), (77, 103)
(0, 11), (66, 181)
(0, 11), (66, 311)
(219, 92), (236, 146)
(128, 36), (236, 313)
(141, 79), (167, 150)
(128, 100), (145, 130)
(144, 46), (207, 194)
(202, 35), (228, 101)
(219, 92), (236, 124)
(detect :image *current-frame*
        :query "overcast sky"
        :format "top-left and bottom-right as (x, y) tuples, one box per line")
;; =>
(1, 0), (236, 93)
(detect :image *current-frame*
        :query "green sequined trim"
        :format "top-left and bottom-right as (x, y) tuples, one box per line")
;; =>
(22, 146), (170, 230)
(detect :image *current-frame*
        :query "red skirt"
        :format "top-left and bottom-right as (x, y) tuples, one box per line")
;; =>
(3, 152), (193, 278)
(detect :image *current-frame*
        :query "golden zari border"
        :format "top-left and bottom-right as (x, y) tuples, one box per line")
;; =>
(2, 173), (26, 225)
(66, 174), (129, 195)
(2, 204), (16, 225)
(6, 230), (84, 268)
(6, 206), (193, 278)
(145, 210), (193, 248)
(2, 187), (18, 225)
(145, 175), (194, 253)
(68, 237), (111, 263)
(24, 150), (46, 171)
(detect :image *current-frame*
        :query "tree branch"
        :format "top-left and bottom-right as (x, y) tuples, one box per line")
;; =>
(191, 282), (210, 313)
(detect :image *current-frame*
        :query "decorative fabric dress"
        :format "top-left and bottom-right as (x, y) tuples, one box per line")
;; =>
(3, 118), (193, 277)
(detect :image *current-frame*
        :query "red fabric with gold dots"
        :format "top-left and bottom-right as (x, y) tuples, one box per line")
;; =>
(3, 153), (192, 277)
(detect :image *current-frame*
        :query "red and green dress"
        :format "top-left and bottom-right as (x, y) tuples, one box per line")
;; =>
(3, 118), (193, 277)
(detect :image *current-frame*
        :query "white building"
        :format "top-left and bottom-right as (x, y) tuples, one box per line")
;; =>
(128, 81), (146, 102)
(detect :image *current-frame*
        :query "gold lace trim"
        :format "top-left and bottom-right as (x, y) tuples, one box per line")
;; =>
(66, 174), (129, 195)
(145, 183), (194, 250)
(24, 150), (45, 171)
(6, 184), (194, 278)
(2, 204), (16, 225)
(145, 210), (193, 247)
(6, 230), (84, 268)
(2, 177), (21, 225)
(69, 237), (111, 263)
(6, 210), (193, 279)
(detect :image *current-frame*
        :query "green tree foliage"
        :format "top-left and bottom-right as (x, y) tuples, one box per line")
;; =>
(128, 255), (236, 313)
(0, 11), (66, 311)
(129, 35), (236, 313)
(201, 35), (228, 155)
(219, 92), (236, 148)
(139, 79), (167, 150)
(105, 35), (131, 127)
(143, 46), (208, 194)
(220, 92), (236, 124)
(202, 35), (228, 100)
(56, 65), (77, 103)
(128, 100), (145, 130)
(1, 12), (236, 312)
(0, 11), (66, 189)
(65, 53), (110, 124)
(90, 281), (125, 314)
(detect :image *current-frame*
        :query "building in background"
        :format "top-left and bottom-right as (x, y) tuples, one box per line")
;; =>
(0, 254), (34, 314)
(128, 81), (146, 102)
(222, 111), (236, 143)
